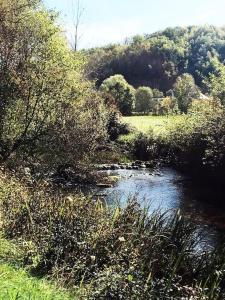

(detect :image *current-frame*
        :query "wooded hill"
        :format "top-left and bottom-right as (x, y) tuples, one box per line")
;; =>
(87, 25), (225, 93)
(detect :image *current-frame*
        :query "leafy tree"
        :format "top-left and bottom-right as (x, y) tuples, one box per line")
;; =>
(173, 74), (200, 113)
(152, 89), (164, 98)
(205, 58), (225, 104)
(0, 0), (107, 165)
(160, 97), (179, 115)
(100, 75), (135, 115)
(135, 86), (154, 114)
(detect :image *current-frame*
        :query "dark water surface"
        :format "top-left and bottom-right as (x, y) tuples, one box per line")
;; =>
(86, 167), (225, 247)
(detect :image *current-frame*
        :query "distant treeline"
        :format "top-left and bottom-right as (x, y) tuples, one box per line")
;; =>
(86, 25), (225, 93)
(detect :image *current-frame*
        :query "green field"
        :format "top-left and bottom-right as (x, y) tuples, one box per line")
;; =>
(123, 115), (181, 134)
(120, 115), (182, 141)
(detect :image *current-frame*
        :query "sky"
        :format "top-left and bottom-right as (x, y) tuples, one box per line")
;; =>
(44, 0), (225, 49)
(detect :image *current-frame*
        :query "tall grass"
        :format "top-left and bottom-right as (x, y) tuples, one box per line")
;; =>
(0, 172), (225, 299)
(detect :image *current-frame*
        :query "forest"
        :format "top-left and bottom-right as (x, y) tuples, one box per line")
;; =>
(87, 25), (225, 92)
(1, 1), (225, 299)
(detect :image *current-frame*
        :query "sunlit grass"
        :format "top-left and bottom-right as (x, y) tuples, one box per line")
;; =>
(0, 264), (75, 300)
(123, 115), (183, 134)
(0, 238), (74, 300)
(119, 115), (183, 141)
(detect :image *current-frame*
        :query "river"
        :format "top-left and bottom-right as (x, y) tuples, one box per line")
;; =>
(80, 167), (225, 247)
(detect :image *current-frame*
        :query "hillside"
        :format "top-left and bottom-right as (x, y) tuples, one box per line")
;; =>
(87, 25), (225, 92)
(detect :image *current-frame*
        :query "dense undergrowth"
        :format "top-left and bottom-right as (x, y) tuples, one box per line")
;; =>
(1, 172), (225, 299)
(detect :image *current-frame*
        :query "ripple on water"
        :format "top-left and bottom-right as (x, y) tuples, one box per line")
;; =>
(93, 167), (225, 247)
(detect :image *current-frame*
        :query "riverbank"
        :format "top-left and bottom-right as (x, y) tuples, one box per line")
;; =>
(2, 167), (225, 299)
(1, 170), (225, 299)
(117, 107), (225, 185)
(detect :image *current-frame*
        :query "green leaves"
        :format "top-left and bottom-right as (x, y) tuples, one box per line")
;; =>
(135, 86), (154, 114)
(0, 1), (107, 168)
(205, 58), (225, 105)
(173, 73), (200, 113)
(100, 75), (135, 115)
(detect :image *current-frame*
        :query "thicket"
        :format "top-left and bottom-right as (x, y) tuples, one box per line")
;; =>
(127, 99), (225, 177)
(0, 0), (108, 173)
(164, 100), (225, 173)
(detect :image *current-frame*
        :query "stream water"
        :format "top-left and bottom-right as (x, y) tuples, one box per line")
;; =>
(80, 167), (225, 247)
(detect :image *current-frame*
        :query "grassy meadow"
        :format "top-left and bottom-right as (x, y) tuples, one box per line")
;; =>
(120, 115), (182, 141)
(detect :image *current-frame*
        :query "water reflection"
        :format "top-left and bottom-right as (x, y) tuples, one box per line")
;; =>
(92, 167), (225, 247)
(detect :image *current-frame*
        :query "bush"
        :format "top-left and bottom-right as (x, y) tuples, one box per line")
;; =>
(159, 97), (179, 115)
(164, 99), (225, 173)
(131, 131), (166, 161)
(107, 112), (132, 140)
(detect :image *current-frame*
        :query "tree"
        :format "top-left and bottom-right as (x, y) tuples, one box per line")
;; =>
(71, 0), (84, 51)
(87, 25), (225, 93)
(0, 0), (107, 165)
(205, 58), (225, 105)
(160, 97), (179, 115)
(152, 89), (164, 98)
(135, 87), (154, 114)
(173, 73), (200, 113)
(100, 75), (135, 115)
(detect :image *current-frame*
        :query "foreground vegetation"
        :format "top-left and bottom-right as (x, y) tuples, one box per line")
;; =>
(1, 173), (225, 299)
(0, 264), (74, 300)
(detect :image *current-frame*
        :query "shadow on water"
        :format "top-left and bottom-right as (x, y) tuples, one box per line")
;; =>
(82, 167), (225, 248)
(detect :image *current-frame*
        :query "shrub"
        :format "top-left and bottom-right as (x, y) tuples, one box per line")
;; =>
(131, 131), (166, 161)
(164, 99), (225, 172)
(159, 97), (179, 115)
(106, 111), (132, 141)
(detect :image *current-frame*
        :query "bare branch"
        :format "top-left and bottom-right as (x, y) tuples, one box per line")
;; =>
(71, 0), (84, 51)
